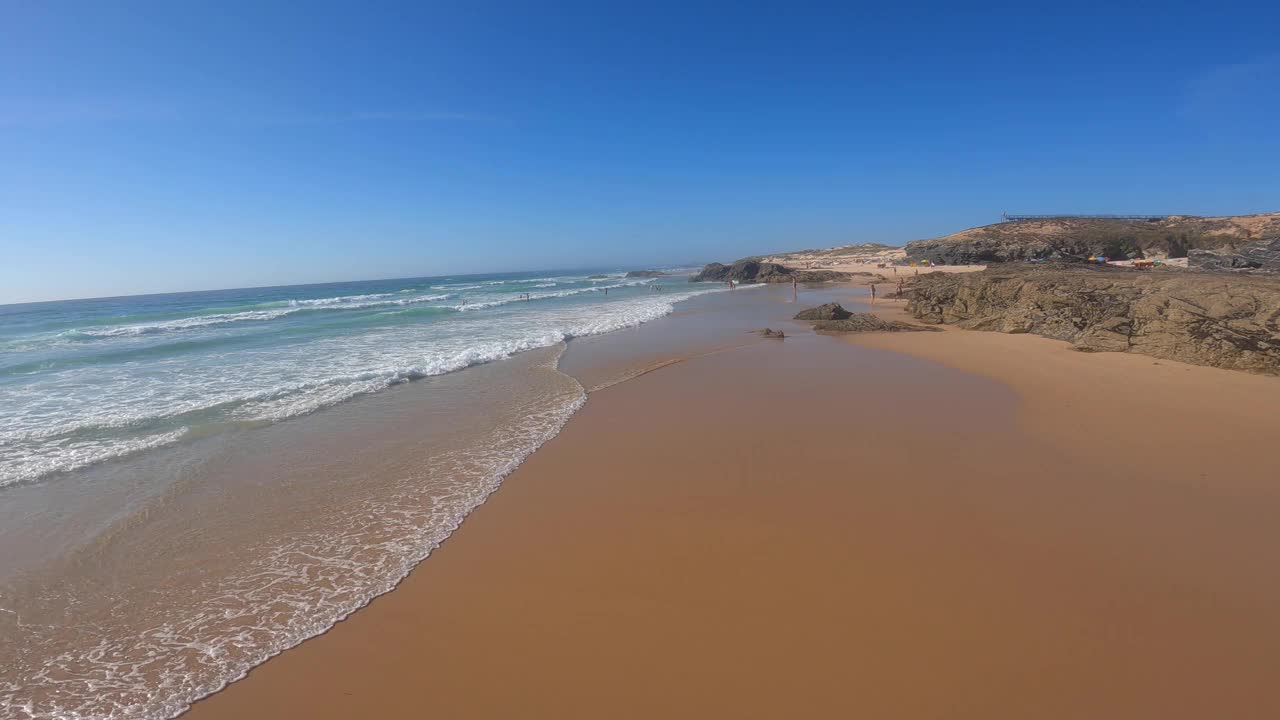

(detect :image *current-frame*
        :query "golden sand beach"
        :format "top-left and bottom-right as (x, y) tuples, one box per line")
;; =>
(185, 282), (1280, 719)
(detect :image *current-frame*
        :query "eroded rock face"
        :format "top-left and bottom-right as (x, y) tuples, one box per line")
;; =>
(901, 217), (1280, 267)
(794, 303), (853, 321)
(1188, 237), (1280, 272)
(793, 304), (933, 332)
(907, 264), (1280, 373)
(904, 215), (1280, 266)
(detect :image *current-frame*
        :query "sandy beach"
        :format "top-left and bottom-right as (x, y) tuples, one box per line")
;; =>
(8, 8), (1278, 718)
(184, 283), (1280, 719)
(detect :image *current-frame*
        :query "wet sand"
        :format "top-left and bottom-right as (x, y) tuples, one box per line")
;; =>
(855, 298), (1280, 490)
(187, 286), (1280, 719)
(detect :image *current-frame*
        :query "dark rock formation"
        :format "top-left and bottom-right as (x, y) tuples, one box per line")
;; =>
(758, 328), (786, 338)
(904, 215), (1280, 265)
(906, 263), (1280, 373)
(587, 274), (608, 279)
(793, 303), (933, 332)
(794, 303), (853, 321)
(691, 259), (851, 284)
(691, 259), (790, 283)
(625, 270), (669, 278)
(1188, 236), (1280, 272)
(812, 315), (937, 333)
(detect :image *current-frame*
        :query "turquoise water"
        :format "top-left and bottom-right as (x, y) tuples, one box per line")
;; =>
(0, 266), (758, 720)
(0, 269), (705, 488)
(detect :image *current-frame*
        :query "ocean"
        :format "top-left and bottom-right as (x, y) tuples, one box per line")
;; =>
(0, 268), (734, 719)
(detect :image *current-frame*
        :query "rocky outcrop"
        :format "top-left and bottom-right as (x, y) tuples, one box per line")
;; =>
(906, 264), (1280, 373)
(794, 270), (853, 282)
(758, 328), (786, 338)
(905, 214), (1280, 265)
(812, 315), (937, 333)
(794, 304), (934, 333)
(1188, 236), (1280, 272)
(794, 303), (852, 321)
(691, 259), (787, 283)
(625, 270), (669, 278)
(691, 259), (851, 284)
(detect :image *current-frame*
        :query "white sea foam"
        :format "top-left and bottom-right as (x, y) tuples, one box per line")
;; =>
(71, 308), (299, 337)
(0, 429), (190, 488)
(0, 276), (743, 719)
(453, 278), (656, 312)
(66, 294), (455, 339)
(0, 353), (588, 719)
(287, 292), (396, 306)
(0, 280), (720, 489)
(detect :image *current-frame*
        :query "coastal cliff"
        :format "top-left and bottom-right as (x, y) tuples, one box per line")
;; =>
(904, 214), (1280, 265)
(904, 264), (1280, 373)
(1188, 237), (1280, 272)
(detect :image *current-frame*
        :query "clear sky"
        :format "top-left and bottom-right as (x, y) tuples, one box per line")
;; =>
(2, 1), (1278, 303)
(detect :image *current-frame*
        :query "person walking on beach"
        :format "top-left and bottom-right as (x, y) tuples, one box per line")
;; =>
(792, 275), (797, 301)
(870, 283), (877, 302)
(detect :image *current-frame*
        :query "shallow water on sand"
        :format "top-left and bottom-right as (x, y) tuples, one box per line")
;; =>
(0, 271), (749, 720)
(0, 280), (886, 720)
(0, 270), (716, 490)
(0, 345), (586, 719)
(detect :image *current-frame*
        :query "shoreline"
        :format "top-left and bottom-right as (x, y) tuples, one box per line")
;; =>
(185, 283), (1280, 719)
(856, 297), (1280, 489)
(2, 279), (772, 720)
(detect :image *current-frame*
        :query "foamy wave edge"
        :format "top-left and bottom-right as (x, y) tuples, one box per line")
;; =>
(145, 288), (732, 719)
(154, 351), (588, 720)
(0, 285), (724, 491)
(1, 283), (740, 719)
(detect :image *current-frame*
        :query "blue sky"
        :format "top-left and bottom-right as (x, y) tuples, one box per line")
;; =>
(2, 1), (1278, 303)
